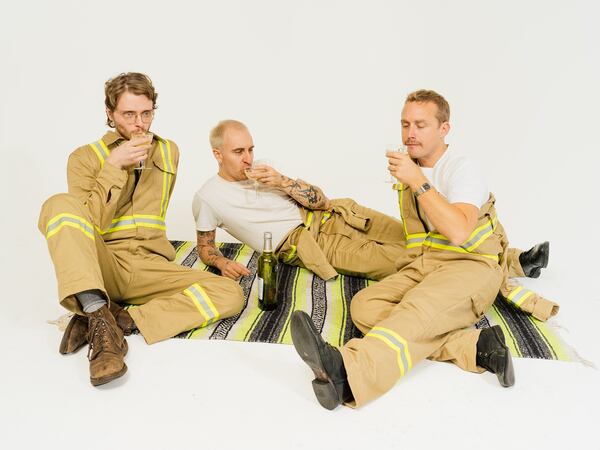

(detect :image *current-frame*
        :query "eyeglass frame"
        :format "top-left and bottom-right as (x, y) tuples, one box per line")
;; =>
(114, 109), (155, 124)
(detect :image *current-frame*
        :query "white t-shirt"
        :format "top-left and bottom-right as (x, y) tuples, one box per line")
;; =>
(419, 147), (489, 229)
(192, 175), (304, 251)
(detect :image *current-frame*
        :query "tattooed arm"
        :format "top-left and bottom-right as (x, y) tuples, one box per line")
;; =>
(196, 230), (251, 280)
(249, 164), (330, 210)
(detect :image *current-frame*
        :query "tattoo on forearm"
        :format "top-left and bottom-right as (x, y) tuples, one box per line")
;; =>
(197, 230), (224, 266)
(280, 176), (329, 209)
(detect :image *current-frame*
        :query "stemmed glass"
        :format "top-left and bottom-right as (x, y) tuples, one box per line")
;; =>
(385, 144), (407, 183)
(244, 159), (271, 201)
(131, 131), (153, 170)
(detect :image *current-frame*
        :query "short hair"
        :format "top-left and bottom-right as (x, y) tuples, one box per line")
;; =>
(209, 120), (248, 149)
(104, 72), (157, 126)
(405, 89), (450, 124)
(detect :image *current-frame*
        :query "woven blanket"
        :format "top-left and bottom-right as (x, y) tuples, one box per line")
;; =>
(171, 241), (579, 362)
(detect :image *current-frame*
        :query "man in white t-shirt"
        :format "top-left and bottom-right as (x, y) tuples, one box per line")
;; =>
(193, 120), (412, 282)
(289, 89), (529, 410)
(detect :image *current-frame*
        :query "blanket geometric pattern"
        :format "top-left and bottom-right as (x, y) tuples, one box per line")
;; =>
(171, 241), (578, 362)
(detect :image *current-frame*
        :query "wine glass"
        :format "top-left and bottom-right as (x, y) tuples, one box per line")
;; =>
(131, 131), (153, 170)
(385, 144), (407, 183)
(244, 159), (271, 201)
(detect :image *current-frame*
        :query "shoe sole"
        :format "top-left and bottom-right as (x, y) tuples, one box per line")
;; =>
(491, 326), (515, 387)
(290, 312), (341, 410)
(89, 340), (129, 387)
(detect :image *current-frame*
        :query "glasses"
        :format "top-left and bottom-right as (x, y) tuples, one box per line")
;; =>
(116, 110), (155, 124)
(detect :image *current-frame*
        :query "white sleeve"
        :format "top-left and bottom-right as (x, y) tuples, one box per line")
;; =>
(192, 191), (220, 231)
(444, 158), (489, 208)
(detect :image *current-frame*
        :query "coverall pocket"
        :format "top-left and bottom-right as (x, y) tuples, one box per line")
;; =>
(470, 292), (488, 318)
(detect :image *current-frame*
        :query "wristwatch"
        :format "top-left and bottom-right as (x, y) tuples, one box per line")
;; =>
(414, 182), (432, 198)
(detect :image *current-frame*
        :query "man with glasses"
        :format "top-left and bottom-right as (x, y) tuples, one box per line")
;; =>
(38, 72), (244, 386)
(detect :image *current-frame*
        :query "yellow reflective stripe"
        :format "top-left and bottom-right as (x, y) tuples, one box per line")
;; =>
(158, 139), (174, 219)
(506, 286), (535, 307)
(422, 240), (499, 262)
(89, 140), (111, 168)
(96, 215), (166, 234)
(184, 283), (220, 327)
(45, 213), (95, 241)
(285, 244), (297, 262)
(321, 212), (331, 224)
(367, 326), (412, 377)
(305, 211), (314, 228)
(398, 184), (410, 239)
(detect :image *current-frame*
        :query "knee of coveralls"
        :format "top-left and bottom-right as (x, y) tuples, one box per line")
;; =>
(39, 193), (107, 314)
(350, 288), (393, 335)
(129, 275), (245, 345)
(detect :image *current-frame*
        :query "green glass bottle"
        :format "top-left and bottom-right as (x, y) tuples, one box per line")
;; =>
(257, 231), (278, 311)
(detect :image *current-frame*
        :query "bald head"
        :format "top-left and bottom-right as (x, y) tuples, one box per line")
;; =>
(209, 119), (248, 149)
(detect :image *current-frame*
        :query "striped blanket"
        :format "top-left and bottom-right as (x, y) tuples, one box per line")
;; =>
(171, 241), (578, 362)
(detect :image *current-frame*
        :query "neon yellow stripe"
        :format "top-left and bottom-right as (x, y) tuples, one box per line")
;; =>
(159, 140), (169, 218)
(423, 241), (499, 262)
(464, 228), (495, 252)
(165, 139), (173, 171)
(305, 211), (314, 228)
(89, 143), (105, 166)
(278, 267), (305, 344)
(368, 333), (407, 377)
(193, 283), (219, 320)
(99, 140), (110, 157)
(515, 291), (534, 307)
(46, 221), (95, 240)
(46, 213), (93, 230)
(488, 304), (522, 357)
(184, 289), (211, 324)
(398, 185), (409, 238)
(507, 286), (523, 301)
(285, 244), (297, 262)
(372, 326), (412, 369)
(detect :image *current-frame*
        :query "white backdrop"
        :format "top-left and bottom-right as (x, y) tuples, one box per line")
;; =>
(1, 1), (599, 448)
(3, 0), (599, 337)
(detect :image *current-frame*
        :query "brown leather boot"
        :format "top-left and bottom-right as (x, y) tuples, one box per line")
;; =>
(87, 305), (128, 386)
(59, 302), (137, 355)
(110, 303), (137, 336)
(59, 314), (89, 355)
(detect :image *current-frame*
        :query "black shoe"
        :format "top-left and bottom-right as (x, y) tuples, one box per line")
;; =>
(519, 241), (549, 278)
(290, 311), (353, 410)
(476, 325), (515, 387)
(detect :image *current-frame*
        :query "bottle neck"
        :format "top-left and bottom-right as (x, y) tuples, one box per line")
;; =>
(263, 234), (273, 252)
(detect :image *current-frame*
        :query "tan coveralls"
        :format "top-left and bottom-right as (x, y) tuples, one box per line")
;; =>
(277, 198), (558, 320)
(339, 185), (509, 407)
(38, 131), (244, 344)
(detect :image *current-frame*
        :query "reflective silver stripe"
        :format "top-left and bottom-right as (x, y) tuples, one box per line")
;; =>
(187, 284), (218, 323)
(91, 141), (109, 160)
(133, 217), (165, 226)
(101, 216), (166, 234)
(426, 236), (454, 247)
(460, 221), (495, 249)
(46, 216), (94, 236)
(110, 218), (136, 228)
(507, 287), (534, 307)
(367, 328), (410, 374)
(158, 140), (173, 219)
(159, 139), (173, 173)
(407, 236), (425, 246)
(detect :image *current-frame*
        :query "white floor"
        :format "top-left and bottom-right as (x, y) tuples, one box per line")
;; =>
(1, 238), (599, 450)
